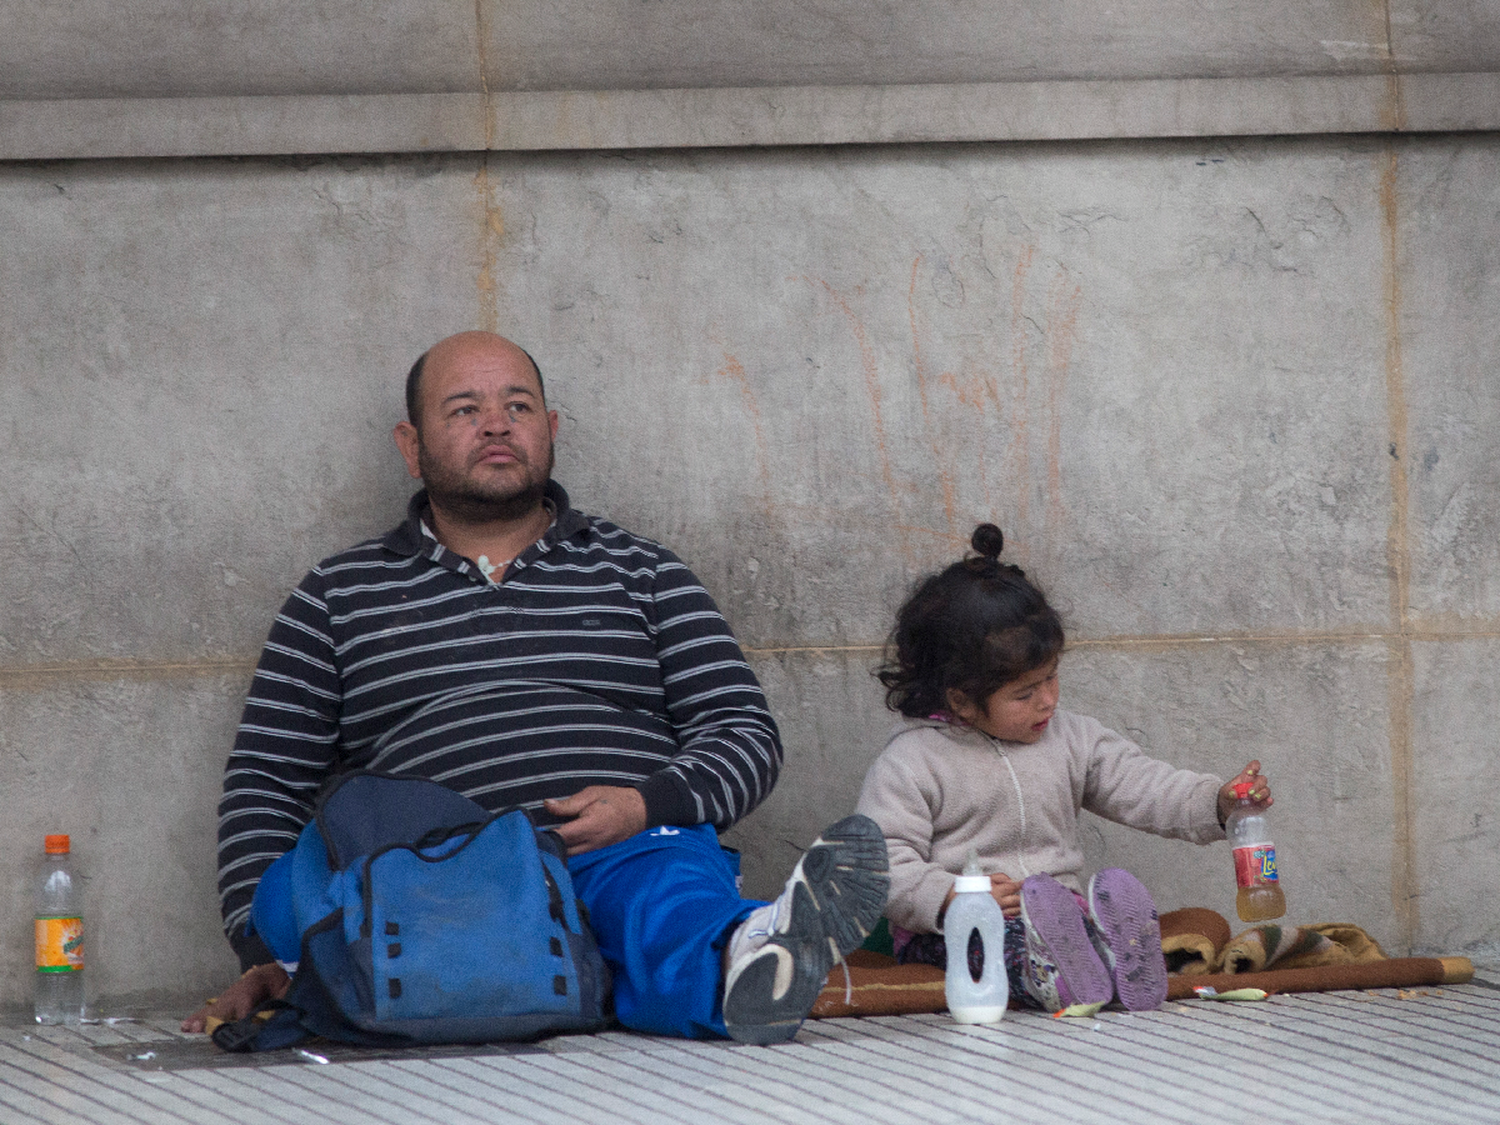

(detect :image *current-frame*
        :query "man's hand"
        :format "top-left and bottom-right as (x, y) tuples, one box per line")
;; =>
(544, 785), (648, 855)
(180, 962), (290, 1033)
(1218, 759), (1274, 826)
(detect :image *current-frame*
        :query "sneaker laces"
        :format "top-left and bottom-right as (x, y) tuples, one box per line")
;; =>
(733, 894), (856, 1006)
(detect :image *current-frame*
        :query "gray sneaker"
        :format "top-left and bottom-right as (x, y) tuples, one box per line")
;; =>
(722, 815), (889, 1044)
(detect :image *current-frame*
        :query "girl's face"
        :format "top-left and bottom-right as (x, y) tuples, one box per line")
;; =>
(950, 658), (1060, 743)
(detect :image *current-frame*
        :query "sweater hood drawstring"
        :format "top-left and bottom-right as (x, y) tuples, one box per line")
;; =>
(986, 736), (1032, 879)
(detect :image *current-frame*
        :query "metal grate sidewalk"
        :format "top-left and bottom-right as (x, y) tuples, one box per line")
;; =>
(4, 979), (1500, 1124)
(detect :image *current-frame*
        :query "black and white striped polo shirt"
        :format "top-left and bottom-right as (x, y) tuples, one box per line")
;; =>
(217, 482), (782, 962)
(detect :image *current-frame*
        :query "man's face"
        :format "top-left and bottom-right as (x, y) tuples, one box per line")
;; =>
(394, 335), (560, 523)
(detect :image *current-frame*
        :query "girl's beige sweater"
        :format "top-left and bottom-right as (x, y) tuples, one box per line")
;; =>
(855, 710), (1226, 935)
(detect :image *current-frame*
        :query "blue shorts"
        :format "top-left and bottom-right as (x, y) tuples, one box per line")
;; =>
(250, 822), (764, 1039)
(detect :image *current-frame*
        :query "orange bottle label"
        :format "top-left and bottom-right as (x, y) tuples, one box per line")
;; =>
(35, 917), (84, 972)
(1232, 844), (1278, 889)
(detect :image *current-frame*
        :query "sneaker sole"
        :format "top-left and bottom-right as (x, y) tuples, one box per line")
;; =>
(723, 815), (889, 1045)
(1020, 875), (1113, 1009)
(1087, 869), (1167, 1011)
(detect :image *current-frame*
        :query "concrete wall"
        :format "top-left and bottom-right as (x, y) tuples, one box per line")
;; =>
(2, 3), (1498, 1011)
(5, 0), (1500, 97)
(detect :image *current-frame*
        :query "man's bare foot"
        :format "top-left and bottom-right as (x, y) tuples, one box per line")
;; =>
(180, 963), (290, 1033)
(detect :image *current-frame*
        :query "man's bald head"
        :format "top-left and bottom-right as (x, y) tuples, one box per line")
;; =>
(393, 330), (560, 525)
(406, 332), (545, 428)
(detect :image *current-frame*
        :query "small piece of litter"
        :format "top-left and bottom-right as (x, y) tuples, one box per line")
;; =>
(1193, 986), (1269, 1002)
(131, 1051), (157, 1061)
(81, 1016), (142, 1025)
(1053, 1001), (1108, 1019)
(297, 1048), (330, 1064)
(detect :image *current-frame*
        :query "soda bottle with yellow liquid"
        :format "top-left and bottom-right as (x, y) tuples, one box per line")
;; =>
(1226, 782), (1286, 922)
(35, 834), (84, 1024)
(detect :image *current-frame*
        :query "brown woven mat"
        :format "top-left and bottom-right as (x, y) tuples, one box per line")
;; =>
(808, 947), (1474, 1019)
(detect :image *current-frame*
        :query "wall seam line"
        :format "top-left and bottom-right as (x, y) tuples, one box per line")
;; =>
(1382, 0), (1409, 131)
(2, 626), (1497, 683)
(474, 0), (500, 332)
(1380, 140), (1416, 955)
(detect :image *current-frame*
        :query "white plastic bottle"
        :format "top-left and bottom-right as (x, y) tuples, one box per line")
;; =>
(943, 850), (1009, 1023)
(35, 834), (84, 1025)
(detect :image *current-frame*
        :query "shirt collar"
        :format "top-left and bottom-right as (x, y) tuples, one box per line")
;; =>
(384, 479), (582, 558)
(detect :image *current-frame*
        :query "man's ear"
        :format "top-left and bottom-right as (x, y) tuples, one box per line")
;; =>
(393, 420), (423, 481)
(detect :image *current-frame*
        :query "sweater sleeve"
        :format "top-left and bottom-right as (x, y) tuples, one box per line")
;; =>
(855, 748), (955, 935)
(1080, 723), (1225, 845)
(633, 551), (782, 830)
(216, 569), (343, 969)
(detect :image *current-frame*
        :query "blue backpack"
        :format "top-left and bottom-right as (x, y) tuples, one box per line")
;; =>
(214, 771), (610, 1050)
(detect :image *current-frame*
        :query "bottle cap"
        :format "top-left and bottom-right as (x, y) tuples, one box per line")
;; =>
(44, 835), (70, 855)
(1232, 781), (1253, 799)
(953, 847), (991, 894)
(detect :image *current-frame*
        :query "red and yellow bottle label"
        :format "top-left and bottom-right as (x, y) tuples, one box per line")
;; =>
(35, 917), (84, 972)
(1233, 844), (1279, 889)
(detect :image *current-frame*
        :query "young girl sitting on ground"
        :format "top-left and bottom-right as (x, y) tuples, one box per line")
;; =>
(855, 523), (1274, 1012)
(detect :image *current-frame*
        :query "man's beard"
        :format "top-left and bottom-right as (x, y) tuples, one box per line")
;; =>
(417, 442), (554, 523)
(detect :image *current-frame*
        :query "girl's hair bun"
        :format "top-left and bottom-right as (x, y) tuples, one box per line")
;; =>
(970, 522), (1004, 560)
(878, 519), (1063, 718)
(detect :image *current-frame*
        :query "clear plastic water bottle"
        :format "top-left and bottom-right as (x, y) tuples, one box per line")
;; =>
(1227, 782), (1286, 922)
(35, 834), (84, 1024)
(943, 849), (1009, 1023)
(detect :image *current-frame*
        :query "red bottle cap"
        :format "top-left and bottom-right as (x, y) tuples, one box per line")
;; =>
(44, 835), (70, 855)
(1232, 782), (1253, 799)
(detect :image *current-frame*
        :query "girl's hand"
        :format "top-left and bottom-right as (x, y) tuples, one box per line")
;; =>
(1218, 760), (1274, 826)
(940, 871), (1024, 923)
(990, 873), (1023, 918)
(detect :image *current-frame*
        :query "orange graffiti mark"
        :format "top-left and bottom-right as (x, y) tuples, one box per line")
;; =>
(939, 369), (990, 411)
(1010, 246), (1035, 526)
(909, 256), (958, 533)
(909, 258), (932, 421)
(890, 524), (972, 551)
(804, 275), (913, 564)
(715, 352), (775, 523)
(1044, 272), (1083, 542)
(472, 162), (499, 332)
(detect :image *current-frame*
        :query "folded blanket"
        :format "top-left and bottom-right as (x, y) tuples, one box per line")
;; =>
(1158, 909), (1389, 974)
(1160, 908), (1232, 975)
(1219, 922), (1388, 974)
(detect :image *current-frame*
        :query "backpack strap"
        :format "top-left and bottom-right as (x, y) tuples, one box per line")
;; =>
(210, 999), (310, 1053)
(315, 772), (490, 869)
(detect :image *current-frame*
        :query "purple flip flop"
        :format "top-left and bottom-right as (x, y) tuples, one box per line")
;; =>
(1086, 868), (1168, 1011)
(1018, 874), (1113, 1010)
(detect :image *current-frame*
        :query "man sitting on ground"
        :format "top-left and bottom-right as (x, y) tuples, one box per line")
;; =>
(183, 331), (887, 1044)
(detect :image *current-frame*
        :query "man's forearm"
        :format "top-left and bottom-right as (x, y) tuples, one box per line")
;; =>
(217, 574), (343, 955)
(650, 556), (783, 828)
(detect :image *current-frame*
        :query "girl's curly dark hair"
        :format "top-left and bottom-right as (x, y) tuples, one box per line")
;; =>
(877, 523), (1065, 718)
